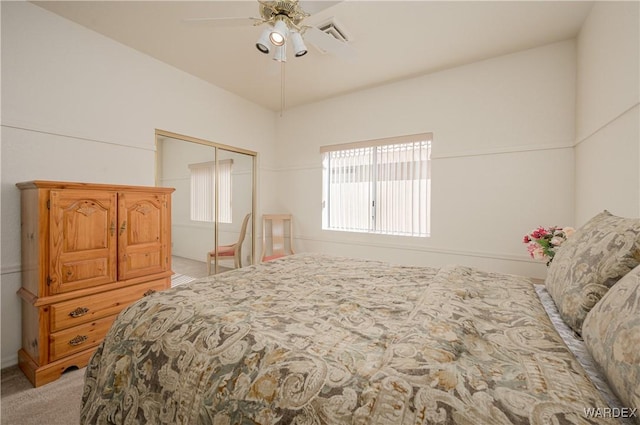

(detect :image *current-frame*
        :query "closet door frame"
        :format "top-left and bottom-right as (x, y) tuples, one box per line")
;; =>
(154, 129), (257, 274)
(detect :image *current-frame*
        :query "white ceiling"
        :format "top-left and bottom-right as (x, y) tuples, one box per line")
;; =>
(33, 1), (594, 111)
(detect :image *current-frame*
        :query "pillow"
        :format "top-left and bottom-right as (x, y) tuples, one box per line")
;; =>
(545, 210), (640, 334)
(582, 264), (640, 419)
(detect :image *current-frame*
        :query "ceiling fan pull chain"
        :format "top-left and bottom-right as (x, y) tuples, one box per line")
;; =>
(280, 60), (286, 116)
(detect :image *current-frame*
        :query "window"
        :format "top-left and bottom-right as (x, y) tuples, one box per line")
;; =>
(321, 133), (431, 237)
(189, 159), (233, 223)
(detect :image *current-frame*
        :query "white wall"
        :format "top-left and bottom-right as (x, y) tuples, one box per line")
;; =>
(575, 1), (640, 225)
(0, 2), (277, 368)
(276, 40), (577, 279)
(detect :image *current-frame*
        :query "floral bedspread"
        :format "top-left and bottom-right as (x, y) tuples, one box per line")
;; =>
(81, 254), (615, 424)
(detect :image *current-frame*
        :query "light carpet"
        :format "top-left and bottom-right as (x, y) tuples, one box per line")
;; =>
(1, 365), (84, 425)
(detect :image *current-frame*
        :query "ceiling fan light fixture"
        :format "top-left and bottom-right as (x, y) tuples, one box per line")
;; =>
(290, 30), (307, 57)
(256, 27), (271, 54)
(269, 19), (289, 46)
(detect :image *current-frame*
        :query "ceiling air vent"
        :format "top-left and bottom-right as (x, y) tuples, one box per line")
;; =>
(314, 17), (351, 54)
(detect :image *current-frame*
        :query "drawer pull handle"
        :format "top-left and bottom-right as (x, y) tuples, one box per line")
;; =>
(143, 289), (156, 297)
(69, 307), (89, 318)
(69, 335), (88, 346)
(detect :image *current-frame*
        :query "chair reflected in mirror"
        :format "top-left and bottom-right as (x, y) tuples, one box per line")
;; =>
(207, 212), (252, 275)
(261, 214), (294, 262)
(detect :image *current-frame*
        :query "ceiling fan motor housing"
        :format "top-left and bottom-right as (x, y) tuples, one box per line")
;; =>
(259, 0), (308, 27)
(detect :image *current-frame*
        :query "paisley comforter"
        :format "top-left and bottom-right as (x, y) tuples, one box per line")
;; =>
(81, 254), (616, 424)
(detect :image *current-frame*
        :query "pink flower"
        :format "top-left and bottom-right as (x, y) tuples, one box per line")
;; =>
(527, 243), (545, 260)
(531, 227), (548, 239)
(523, 224), (574, 265)
(550, 236), (564, 246)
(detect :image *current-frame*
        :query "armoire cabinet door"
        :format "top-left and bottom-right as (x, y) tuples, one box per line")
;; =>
(49, 190), (118, 294)
(118, 191), (170, 280)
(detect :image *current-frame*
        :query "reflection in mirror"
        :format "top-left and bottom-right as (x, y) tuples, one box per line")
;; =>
(212, 148), (254, 274)
(156, 130), (256, 281)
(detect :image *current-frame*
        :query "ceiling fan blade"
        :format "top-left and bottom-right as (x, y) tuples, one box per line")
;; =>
(299, 1), (343, 15)
(182, 17), (262, 27)
(304, 26), (356, 60)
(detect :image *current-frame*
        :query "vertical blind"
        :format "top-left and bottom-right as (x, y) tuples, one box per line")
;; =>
(321, 133), (431, 237)
(189, 159), (233, 223)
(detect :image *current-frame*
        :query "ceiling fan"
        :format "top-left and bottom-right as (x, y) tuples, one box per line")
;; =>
(185, 0), (355, 62)
(185, 0), (354, 113)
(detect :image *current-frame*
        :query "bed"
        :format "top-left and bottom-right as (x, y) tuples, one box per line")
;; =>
(80, 211), (640, 425)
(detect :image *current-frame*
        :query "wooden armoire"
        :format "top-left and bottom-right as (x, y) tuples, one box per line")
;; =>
(16, 181), (175, 387)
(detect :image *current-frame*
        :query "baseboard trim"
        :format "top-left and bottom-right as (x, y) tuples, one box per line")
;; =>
(294, 234), (536, 264)
(2, 353), (19, 370)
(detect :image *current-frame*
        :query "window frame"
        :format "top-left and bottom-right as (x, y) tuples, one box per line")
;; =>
(321, 133), (432, 237)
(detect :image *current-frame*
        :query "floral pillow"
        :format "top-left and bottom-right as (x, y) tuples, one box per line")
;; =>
(582, 264), (640, 417)
(544, 210), (640, 334)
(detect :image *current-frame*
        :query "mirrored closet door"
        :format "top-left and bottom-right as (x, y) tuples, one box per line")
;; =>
(156, 129), (257, 278)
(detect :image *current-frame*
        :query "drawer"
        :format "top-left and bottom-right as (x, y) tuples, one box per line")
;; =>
(50, 278), (168, 332)
(49, 315), (116, 362)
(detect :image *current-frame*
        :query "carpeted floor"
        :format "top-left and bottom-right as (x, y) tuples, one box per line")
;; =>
(1, 365), (84, 424)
